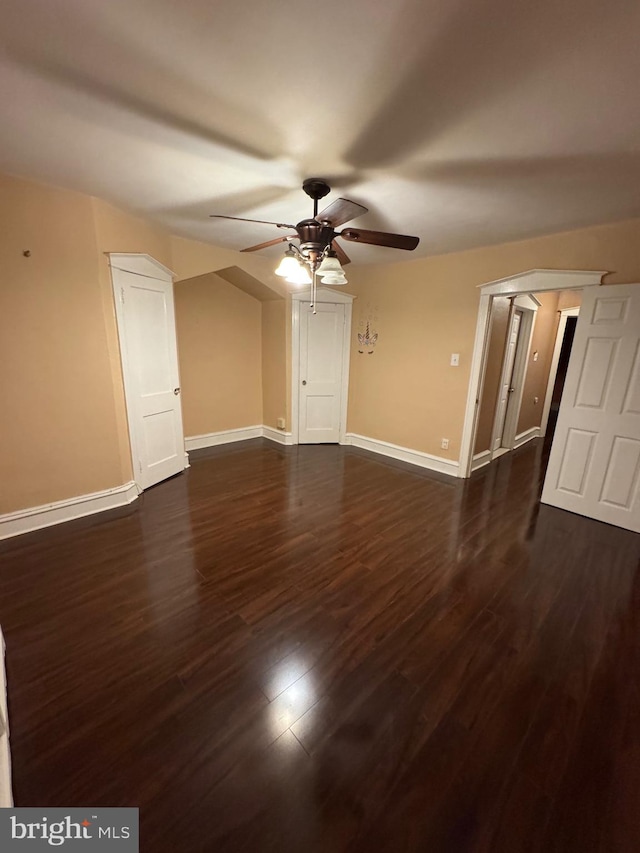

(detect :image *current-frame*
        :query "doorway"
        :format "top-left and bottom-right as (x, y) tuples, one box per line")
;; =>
(491, 308), (523, 455)
(110, 253), (186, 490)
(540, 308), (579, 442)
(461, 270), (605, 480)
(290, 287), (354, 444)
(489, 297), (538, 458)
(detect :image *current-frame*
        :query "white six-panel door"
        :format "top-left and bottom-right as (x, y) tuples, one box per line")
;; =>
(111, 258), (186, 490)
(541, 283), (640, 532)
(299, 301), (346, 443)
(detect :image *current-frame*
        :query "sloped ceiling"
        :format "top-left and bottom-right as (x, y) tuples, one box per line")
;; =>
(1, 0), (640, 264)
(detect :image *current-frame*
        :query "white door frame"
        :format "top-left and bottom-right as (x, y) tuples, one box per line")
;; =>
(290, 287), (355, 445)
(109, 253), (185, 489)
(489, 301), (537, 455)
(539, 307), (580, 437)
(459, 269), (608, 478)
(490, 305), (523, 454)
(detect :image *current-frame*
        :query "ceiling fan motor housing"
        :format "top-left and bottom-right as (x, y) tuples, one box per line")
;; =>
(296, 219), (335, 256)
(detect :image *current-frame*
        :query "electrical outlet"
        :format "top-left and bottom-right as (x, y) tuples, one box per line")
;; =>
(276, 417), (286, 430)
(441, 438), (449, 450)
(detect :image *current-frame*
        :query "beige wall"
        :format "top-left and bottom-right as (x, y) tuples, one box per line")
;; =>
(0, 173), (278, 516)
(346, 217), (640, 460)
(0, 175), (124, 512)
(557, 289), (583, 311)
(170, 235), (286, 297)
(174, 272), (263, 435)
(262, 300), (288, 430)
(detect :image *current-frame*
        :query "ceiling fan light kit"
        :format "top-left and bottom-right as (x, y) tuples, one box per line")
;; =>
(285, 263), (312, 286)
(316, 250), (343, 278)
(274, 248), (300, 278)
(211, 179), (419, 311)
(319, 271), (348, 286)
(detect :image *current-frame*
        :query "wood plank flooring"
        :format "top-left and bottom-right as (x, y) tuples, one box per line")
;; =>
(0, 438), (639, 852)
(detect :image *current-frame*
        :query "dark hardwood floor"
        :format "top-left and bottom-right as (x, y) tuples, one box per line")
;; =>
(1, 438), (639, 852)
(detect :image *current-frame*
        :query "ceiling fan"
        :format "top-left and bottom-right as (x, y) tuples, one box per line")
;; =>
(210, 178), (419, 309)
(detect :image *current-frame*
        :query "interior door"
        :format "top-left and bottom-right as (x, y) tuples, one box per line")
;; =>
(299, 301), (346, 443)
(541, 283), (640, 532)
(112, 264), (185, 490)
(492, 309), (522, 451)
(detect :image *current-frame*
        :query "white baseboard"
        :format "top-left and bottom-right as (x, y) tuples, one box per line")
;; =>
(344, 433), (459, 478)
(262, 426), (294, 445)
(185, 425), (263, 450)
(0, 481), (139, 541)
(185, 425), (293, 451)
(472, 449), (492, 471)
(514, 426), (541, 449)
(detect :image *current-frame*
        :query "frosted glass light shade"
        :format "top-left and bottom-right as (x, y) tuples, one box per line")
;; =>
(317, 253), (344, 278)
(320, 272), (347, 285)
(275, 254), (300, 277)
(286, 264), (312, 285)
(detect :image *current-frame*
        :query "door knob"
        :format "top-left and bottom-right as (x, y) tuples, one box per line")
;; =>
(174, 387), (181, 395)
(302, 380), (307, 386)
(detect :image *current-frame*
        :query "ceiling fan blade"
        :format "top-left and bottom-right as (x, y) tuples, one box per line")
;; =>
(210, 214), (296, 229)
(339, 228), (419, 250)
(240, 235), (296, 253)
(315, 198), (368, 227)
(332, 239), (351, 266)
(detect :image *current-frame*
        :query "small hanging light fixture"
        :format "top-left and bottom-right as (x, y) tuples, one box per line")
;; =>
(285, 264), (312, 286)
(319, 271), (348, 285)
(316, 249), (345, 280)
(275, 247), (301, 278)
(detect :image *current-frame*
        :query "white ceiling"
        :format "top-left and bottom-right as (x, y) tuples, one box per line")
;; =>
(2, 0), (640, 265)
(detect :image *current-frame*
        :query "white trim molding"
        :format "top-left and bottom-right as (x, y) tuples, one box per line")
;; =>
(478, 269), (608, 296)
(262, 426), (295, 445)
(185, 425), (295, 451)
(290, 286), (356, 304)
(471, 449), (492, 472)
(514, 426), (541, 449)
(107, 252), (175, 280)
(344, 433), (459, 478)
(0, 482), (139, 541)
(185, 425), (263, 450)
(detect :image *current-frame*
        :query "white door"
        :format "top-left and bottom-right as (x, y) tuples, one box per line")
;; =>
(111, 260), (185, 490)
(299, 301), (346, 443)
(492, 309), (522, 451)
(541, 283), (640, 532)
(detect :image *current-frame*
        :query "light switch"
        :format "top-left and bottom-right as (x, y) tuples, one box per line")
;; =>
(533, 351), (539, 361)
(450, 353), (460, 366)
